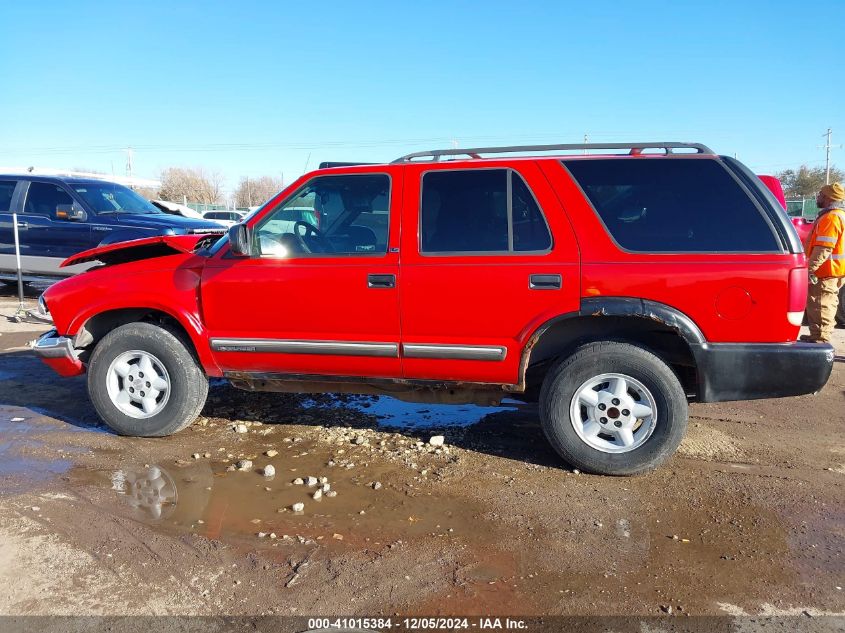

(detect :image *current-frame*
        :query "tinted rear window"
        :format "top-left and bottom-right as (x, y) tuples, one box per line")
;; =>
(563, 159), (780, 252)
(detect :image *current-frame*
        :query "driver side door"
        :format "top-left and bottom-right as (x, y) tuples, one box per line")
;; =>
(200, 169), (403, 379)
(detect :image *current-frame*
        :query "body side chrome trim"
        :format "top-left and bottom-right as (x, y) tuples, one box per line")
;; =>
(210, 338), (399, 358)
(402, 343), (507, 361)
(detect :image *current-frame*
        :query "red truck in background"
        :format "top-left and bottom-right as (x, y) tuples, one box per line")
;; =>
(758, 173), (813, 244)
(33, 143), (834, 475)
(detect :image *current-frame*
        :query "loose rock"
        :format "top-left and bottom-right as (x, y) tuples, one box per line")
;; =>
(234, 424), (248, 434)
(265, 449), (278, 457)
(429, 435), (445, 447)
(236, 459), (253, 471)
(293, 478), (304, 485)
(326, 490), (338, 498)
(372, 481), (382, 490)
(306, 476), (318, 487)
(292, 502), (305, 512)
(263, 465), (276, 477)
(312, 489), (322, 500)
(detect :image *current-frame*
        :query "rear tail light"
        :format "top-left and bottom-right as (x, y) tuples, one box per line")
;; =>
(787, 267), (808, 326)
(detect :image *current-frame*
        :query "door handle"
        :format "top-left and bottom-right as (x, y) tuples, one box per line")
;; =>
(529, 274), (562, 290)
(16, 221), (28, 229)
(368, 273), (396, 289)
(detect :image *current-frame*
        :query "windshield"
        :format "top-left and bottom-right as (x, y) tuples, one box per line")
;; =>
(73, 183), (163, 215)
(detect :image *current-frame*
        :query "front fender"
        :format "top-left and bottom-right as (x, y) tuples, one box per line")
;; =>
(44, 256), (221, 377)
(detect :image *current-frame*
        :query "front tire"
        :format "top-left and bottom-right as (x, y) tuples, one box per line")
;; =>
(539, 341), (687, 475)
(87, 322), (208, 437)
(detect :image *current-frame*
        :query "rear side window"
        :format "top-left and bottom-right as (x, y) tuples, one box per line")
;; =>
(25, 182), (74, 218)
(563, 159), (780, 253)
(421, 169), (552, 253)
(0, 180), (16, 212)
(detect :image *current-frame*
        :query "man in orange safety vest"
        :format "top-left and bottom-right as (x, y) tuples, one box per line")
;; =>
(802, 182), (845, 343)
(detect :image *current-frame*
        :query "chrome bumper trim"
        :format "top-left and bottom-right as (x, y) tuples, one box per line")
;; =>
(33, 330), (79, 360)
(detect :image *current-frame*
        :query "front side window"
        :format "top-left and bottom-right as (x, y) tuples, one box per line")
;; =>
(420, 169), (552, 254)
(563, 158), (780, 253)
(25, 182), (73, 218)
(0, 180), (16, 212)
(254, 174), (390, 257)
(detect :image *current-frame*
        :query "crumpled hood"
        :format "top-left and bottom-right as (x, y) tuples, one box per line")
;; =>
(107, 213), (223, 231)
(61, 234), (217, 268)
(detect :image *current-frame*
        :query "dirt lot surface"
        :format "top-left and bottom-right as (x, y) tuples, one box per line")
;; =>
(0, 289), (843, 628)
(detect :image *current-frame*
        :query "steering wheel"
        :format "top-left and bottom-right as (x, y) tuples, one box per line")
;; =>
(293, 220), (330, 251)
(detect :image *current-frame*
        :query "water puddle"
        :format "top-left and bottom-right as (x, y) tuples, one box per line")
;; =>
(76, 449), (486, 548)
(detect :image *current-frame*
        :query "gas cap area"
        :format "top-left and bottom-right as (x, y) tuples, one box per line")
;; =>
(715, 286), (754, 320)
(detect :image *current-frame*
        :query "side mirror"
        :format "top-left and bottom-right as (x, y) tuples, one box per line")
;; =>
(56, 204), (87, 222)
(228, 223), (252, 256)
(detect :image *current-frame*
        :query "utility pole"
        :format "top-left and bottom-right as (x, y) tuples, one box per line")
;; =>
(824, 128), (832, 184)
(124, 147), (134, 177)
(583, 133), (588, 155)
(246, 177), (251, 207)
(819, 128), (843, 184)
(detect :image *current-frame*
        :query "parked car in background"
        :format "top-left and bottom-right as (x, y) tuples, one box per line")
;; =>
(151, 199), (205, 220)
(0, 174), (224, 283)
(202, 210), (245, 228)
(35, 142), (833, 475)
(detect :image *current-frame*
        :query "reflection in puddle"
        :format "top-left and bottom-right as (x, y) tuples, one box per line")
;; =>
(104, 456), (485, 547)
(114, 465), (178, 519)
(302, 395), (521, 429)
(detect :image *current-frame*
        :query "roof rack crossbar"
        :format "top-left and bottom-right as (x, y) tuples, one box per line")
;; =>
(391, 142), (714, 163)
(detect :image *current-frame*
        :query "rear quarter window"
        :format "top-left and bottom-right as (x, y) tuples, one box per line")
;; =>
(563, 159), (780, 253)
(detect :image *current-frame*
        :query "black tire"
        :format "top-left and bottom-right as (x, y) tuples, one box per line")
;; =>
(539, 341), (688, 476)
(87, 322), (208, 437)
(837, 285), (845, 327)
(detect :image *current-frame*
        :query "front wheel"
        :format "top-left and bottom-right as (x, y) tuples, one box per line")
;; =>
(87, 322), (208, 436)
(539, 341), (688, 475)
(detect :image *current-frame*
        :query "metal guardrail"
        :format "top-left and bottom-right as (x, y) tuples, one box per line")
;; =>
(392, 142), (715, 163)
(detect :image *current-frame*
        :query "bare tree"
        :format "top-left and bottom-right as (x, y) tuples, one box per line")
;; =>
(777, 165), (843, 198)
(232, 175), (284, 208)
(134, 186), (160, 201)
(159, 167), (225, 204)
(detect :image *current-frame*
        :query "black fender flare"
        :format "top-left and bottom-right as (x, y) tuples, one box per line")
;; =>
(517, 297), (706, 389)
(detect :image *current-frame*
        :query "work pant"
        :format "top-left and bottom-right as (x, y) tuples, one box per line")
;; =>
(807, 276), (844, 342)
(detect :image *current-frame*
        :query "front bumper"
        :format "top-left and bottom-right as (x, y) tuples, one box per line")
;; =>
(33, 329), (85, 377)
(693, 341), (834, 403)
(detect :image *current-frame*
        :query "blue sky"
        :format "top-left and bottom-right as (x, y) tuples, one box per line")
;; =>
(0, 0), (842, 194)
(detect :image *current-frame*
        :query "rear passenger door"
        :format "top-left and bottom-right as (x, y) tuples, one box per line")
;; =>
(16, 181), (94, 275)
(399, 161), (581, 385)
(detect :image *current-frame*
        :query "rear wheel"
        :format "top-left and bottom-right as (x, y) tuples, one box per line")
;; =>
(539, 341), (687, 475)
(87, 322), (208, 436)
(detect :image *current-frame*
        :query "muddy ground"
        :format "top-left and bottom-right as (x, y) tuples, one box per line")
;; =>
(0, 288), (843, 627)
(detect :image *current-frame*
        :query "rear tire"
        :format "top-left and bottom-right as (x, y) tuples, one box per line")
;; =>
(87, 322), (208, 437)
(539, 341), (687, 476)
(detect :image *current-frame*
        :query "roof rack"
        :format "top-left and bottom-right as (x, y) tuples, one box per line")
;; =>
(318, 161), (377, 169)
(391, 142), (714, 164)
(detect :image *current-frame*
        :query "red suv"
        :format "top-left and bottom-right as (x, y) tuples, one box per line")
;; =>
(34, 143), (834, 475)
